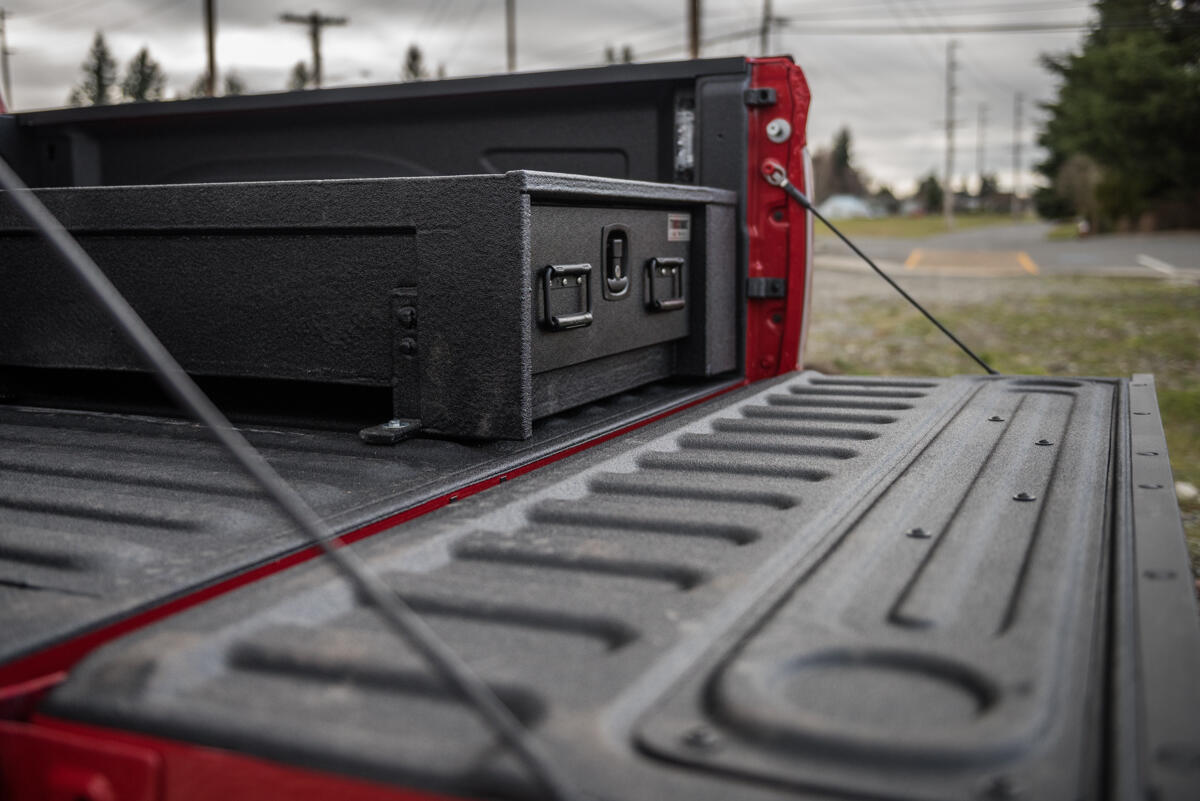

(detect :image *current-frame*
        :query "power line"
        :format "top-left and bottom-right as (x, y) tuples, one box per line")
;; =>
(447, 0), (488, 60)
(637, 18), (1110, 60)
(775, 20), (1175, 34)
(704, 0), (1092, 24)
(7, 0), (113, 22)
(882, 0), (943, 74)
(106, 0), (190, 33)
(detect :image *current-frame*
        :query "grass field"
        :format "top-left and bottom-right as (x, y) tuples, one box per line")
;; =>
(805, 274), (1200, 574)
(1045, 221), (1080, 240)
(813, 213), (1029, 239)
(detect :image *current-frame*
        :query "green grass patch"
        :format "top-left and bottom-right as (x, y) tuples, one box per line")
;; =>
(806, 276), (1200, 572)
(1045, 221), (1079, 240)
(813, 213), (1025, 239)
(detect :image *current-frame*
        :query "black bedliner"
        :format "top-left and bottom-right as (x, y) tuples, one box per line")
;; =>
(0, 376), (734, 667)
(43, 372), (1200, 801)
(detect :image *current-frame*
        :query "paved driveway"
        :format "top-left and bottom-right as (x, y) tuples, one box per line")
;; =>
(815, 221), (1200, 281)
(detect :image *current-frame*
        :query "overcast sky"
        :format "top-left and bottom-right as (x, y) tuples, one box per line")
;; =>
(1, 0), (1093, 195)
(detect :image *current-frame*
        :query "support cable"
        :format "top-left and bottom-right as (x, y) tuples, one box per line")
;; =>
(762, 160), (997, 375)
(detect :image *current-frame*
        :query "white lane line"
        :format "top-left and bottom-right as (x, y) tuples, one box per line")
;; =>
(1137, 254), (1178, 276)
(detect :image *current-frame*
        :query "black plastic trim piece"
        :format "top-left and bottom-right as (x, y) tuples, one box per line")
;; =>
(746, 277), (787, 299)
(743, 88), (778, 106)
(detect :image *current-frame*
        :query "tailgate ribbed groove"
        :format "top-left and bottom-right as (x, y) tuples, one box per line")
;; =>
(452, 540), (708, 590)
(741, 405), (901, 424)
(588, 472), (799, 509)
(766, 394), (916, 410)
(634, 450), (834, 480)
(786, 386), (929, 399)
(711, 418), (883, 439)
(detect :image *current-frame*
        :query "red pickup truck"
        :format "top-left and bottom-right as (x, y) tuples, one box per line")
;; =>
(0, 57), (1196, 801)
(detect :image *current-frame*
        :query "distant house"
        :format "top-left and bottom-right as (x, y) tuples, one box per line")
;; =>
(817, 194), (876, 219)
(953, 191), (980, 213)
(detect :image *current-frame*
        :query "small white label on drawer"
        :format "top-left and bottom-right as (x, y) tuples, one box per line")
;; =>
(667, 213), (691, 242)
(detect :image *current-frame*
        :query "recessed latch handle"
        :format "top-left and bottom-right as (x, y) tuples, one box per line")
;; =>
(543, 263), (593, 331)
(646, 256), (685, 312)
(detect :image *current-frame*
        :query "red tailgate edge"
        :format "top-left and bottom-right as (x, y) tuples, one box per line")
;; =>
(744, 57), (813, 380)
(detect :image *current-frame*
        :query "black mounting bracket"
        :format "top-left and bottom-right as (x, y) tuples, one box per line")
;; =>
(744, 87), (778, 107)
(746, 277), (787, 299)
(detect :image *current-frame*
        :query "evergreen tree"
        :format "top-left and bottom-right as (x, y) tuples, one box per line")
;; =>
(605, 45), (635, 64)
(186, 70), (247, 99)
(831, 128), (853, 177)
(1037, 0), (1200, 228)
(68, 32), (117, 106)
(978, 174), (998, 198)
(187, 73), (208, 98)
(287, 61), (312, 90)
(873, 185), (899, 215)
(224, 72), (246, 96)
(403, 45), (428, 81)
(917, 173), (943, 214)
(826, 127), (868, 197)
(120, 47), (166, 102)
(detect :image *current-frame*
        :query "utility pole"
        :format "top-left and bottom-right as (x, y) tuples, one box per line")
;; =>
(203, 0), (216, 97)
(976, 102), (987, 195)
(943, 39), (958, 229)
(688, 0), (700, 59)
(281, 10), (348, 89)
(1011, 92), (1023, 216)
(0, 9), (13, 111)
(759, 0), (772, 56)
(505, 0), (515, 72)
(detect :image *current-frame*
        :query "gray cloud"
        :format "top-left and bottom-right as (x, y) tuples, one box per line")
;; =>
(2, 0), (1090, 194)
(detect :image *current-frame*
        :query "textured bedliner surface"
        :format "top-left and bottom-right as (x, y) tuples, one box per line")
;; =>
(0, 378), (732, 666)
(42, 372), (1200, 801)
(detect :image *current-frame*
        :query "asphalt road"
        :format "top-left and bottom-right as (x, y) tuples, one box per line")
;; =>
(815, 221), (1200, 280)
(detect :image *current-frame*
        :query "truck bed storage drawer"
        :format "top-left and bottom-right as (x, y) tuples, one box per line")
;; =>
(0, 171), (737, 440)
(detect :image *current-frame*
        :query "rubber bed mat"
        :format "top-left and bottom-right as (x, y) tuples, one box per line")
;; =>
(41, 373), (1200, 801)
(0, 377), (733, 668)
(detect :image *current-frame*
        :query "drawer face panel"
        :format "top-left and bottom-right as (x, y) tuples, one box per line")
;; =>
(531, 204), (692, 374)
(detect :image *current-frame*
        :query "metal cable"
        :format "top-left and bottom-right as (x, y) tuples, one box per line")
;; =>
(763, 160), (997, 375)
(0, 154), (581, 801)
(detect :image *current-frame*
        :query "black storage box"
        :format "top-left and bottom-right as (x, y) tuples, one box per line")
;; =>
(0, 171), (737, 439)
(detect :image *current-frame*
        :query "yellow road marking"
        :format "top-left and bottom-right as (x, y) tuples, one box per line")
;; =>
(904, 249), (923, 270)
(1017, 251), (1039, 275)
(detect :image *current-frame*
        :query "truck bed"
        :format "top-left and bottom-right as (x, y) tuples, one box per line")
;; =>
(0, 377), (734, 673)
(35, 372), (1200, 801)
